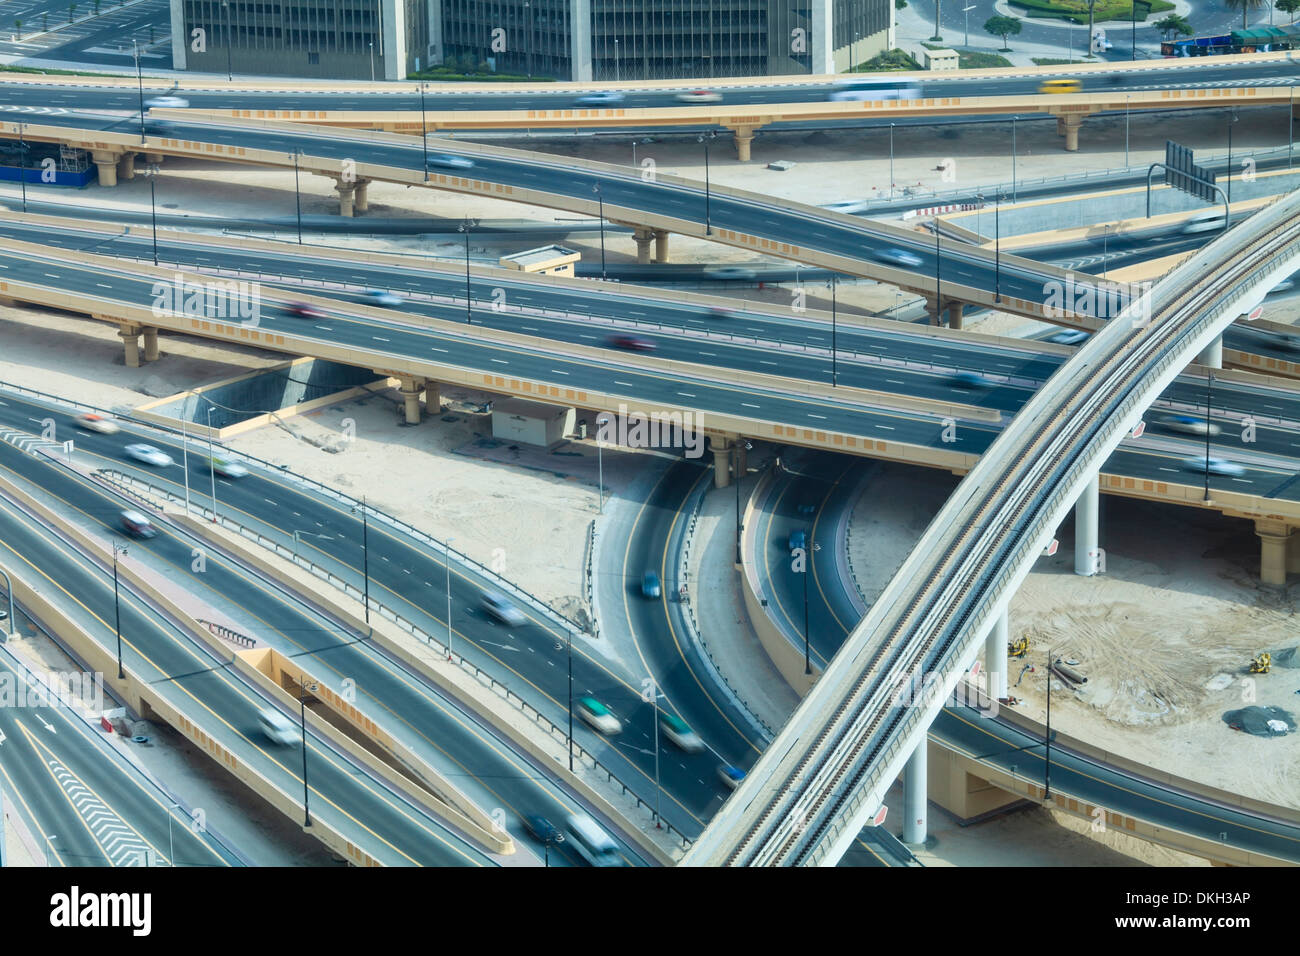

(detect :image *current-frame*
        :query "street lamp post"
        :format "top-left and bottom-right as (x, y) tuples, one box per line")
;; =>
(206, 407), (217, 520)
(419, 83), (429, 180)
(592, 184), (607, 278)
(1125, 96), (1131, 167)
(1227, 110), (1238, 203)
(369, 41), (375, 82)
(698, 132), (714, 235)
(1203, 371), (1214, 502)
(1011, 115), (1018, 203)
(732, 440), (751, 565)
(299, 682), (316, 828)
(458, 218), (476, 322)
(648, 679), (662, 828)
(566, 628), (574, 772)
(889, 123), (895, 200)
(801, 541), (821, 675)
(1102, 224), (1110, 281)
(292, 149), (303, 245)
(143, 164), (160, 266)
(1044, 652), (1053, 800)
(963, 4), (976, 46)
(353, 498), (370, 624)
(596, 414), (608, 513)
(0, 564), (16, 643)
(133, 40), (146, 145)
(830, 274), (838, 386)
(181, 392), (192, 514)
(994, 191), (1002, 302)
(444, 537), (454, 659)
(113, 544), (128, 680)
(17, 120), (25, 213)
(222, 0), (232, 81)
(935, 226), (942, 322)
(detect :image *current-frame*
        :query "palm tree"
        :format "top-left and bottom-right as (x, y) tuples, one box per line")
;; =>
(1224, 0), (1268, 28)
(13, 18), (21, 38)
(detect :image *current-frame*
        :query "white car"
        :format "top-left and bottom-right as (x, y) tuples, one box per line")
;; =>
(124, 443), (172, 467)
(1047, 329), (1089, 345)
(1182, 456), (1244, 477)
(211, 456), (249, 478)
(480, 591), (526, 626)
(703, 265), (758, 281)
(76, 413), (120, 434)
(874, 247), (924, 268)
(426, 153), (475, 170)
(660, 714), (704, 753)
(145, 95), (189, 109)
(1160, 415), (1219, 437)
(675, 90), (722, 104)
(362, 289), (403, 308)
(257, 707), (300, 747)
(577, 697), (621, 736)
(575, 91), (625, 106)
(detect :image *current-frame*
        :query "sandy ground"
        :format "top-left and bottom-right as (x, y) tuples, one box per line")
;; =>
(846, 460), (1300, 814)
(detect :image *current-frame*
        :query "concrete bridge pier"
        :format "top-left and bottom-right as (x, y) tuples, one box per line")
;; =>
(1074, 473), (1100, 576)
(728, 125), (756, 162)
(142, 326), (161, 362)
(946, 301), (963, 331)
(353, 179), (371, 213)
(710, 435), (733, 488)
(1196, 336), (1223, 369)
(91, 150), (122, 187)
(632, 227), (655, 264)
(1061, 114), (1084, 152)
(398, 375), (426, 424)
(117, 152), (136, 182)
(654, 229), (671, 263)
(335, 179), (357, 217)
(902, 736), (928, 845)
(118, 323), (142, 367)
(1256, 519), (1293, 586)
(985, 606), (1008, 701)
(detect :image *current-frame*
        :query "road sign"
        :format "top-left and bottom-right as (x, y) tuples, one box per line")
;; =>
(1042, 538), (1059, 557)
(872, 805), (888, 826)
(1129, 420), (1146, 438)
(1164, 141), (1217, 203)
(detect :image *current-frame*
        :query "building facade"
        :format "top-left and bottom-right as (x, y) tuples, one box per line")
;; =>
(172, 0), (891, 80)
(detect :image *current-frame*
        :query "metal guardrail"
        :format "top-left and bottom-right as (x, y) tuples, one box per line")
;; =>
(93, 467), (693, 850)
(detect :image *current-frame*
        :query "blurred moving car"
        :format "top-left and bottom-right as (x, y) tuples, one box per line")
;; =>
(426, 153), (475, 170)
(640, 571), (662, 599)
(286, 302), (327, 319)
(949, 370), (989, 389)
(362, 289), (403, 307)
(718, 764), (746, 790)
(610, 334), (655, 352)
(145, 95), (189, 109)
(1038, 79), (1081, 94)
(1181, 456), (1245, 476)
(1159, 414), (1220, 437)
(257, 707), (301, 746)
(660, 714), (704, 752)
(703, 265), (758, 281)
(788, 528), (807, 553)
(481, 591), (527, 626)
(124, 443), (172, 467)
(577, 697), (621, 735)
(707, 306), (736, 319)
(211, 456), (249, 478)
(564, 814), (623, 866)
(675, 90), (722, 103)
(1182, 209), (1226, 234)
(575, 91), (625, 105)
(76, 413), (120, 434)
(119, 509), (157, 539)
(1046, 329), (1089, 345)
(522, 814), (564, 846)
(873, 247), (923, 268)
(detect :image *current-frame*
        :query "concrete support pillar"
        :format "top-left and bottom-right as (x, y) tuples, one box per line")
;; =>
(1074, 473), (1100, 576)
(1196, 336), (1223, 369)
(118, 324), (141, 368)
(730, 125), (755, 162)
(424, 381), (441, 415)
(710, 435), (733, 488)
(632, 227), (654, 264)
(923, 297), (941, 326)
(117, 152), (136, 181)
(1256, 519), (1291, 586)
(1056, 116), (1066, 137)
(902, 736), (928, 845)
(353, 179), (371, 213)
(336, 180), (356, 218)
(986, 607), (1008, 701)
(1062, 114), (1083, 152)
(946, 301), (963, 330)
(398, 376), (425, 425)
(141, 327), (160, 362)
(653, 229), (670, 263)
(91, 150), (121, 187)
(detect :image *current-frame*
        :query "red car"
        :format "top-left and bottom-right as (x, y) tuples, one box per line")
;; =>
(610, 335), (655, 352)
(286, 302), (326, 319)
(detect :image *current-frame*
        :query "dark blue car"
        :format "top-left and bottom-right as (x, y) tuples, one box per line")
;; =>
(641, 571), (662, 599)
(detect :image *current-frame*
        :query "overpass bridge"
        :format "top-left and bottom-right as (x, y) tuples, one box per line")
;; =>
(682, 190), (1300, 866)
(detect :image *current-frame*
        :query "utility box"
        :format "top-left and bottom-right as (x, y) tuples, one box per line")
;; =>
(924, 48), (959, 71)
(491, 398), (576, 449)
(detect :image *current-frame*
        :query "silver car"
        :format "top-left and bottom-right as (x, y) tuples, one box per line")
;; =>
(480, 591), (526, 626)
(124, 443), (172, 467)
(874, 247), (924, 268)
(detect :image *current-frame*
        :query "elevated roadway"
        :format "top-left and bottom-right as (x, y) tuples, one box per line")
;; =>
(684, 191), (1300, 866)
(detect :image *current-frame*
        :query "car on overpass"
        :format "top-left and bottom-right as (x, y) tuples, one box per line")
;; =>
(257, 707), (301, 746)
(426, 153), (475, 171)
(707, 306), (736, 319)
(609, 334), (655, 352)
(1159, 414), (1220, 437)
(1181, 456), (1245, 476)
(481, 591), (527, 626)
(788, 528), (807, 553)
(640, 571), (662, 599)
(145, 95), (189, 109)
(76, 413), (120, 435)
(660, 714), (704, 752)
(949, 370), (990, 389)
(210, 456), (250, 478)
(577, 697), (621, 736)
(1038, 79), (1082, 94)
(703, 265), (758, 281)
(119, 509), (157, 539)
(522, 814), (563, 846)
(1047, 329), (1089, 345)
(873, 247), (923, 268)
(361, 289), (403, 307)
(718, 764), (746, 791)
(125, 443), (172, 467)
(286, 302), (327, 319)
(675, 90), (723, 103)
(574, 91), (626, 106)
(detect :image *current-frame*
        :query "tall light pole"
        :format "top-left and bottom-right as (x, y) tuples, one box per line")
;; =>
(591, 184), (607, 279)
(419, 83), (429, 180)
(0, 564), (16, 643)
(596, 414), (608, 513)
(292, 149), (303, 245)
(222, 0), (232, 81)
(181, 391), (192, 515)
(647, 678), (662, 828)
(1011, 115), (1018, 202)
(1125, 95), (1131, 166)
(566, 628), (574, 772)
(143, 164), (160, 265)
(351, 498), (370, 624)
(1227, 110), (1238, 203)
(458, 218), (476, 322)
(1203, 371), (1214, 502)
(614, 37), (620, 82)
(994, 191), (1002, 303)
(733, 440), (751, 565)
(1044, 651), (1053, 801)
(206, 406), (217, 520)
(133, 40), (146, 145)
(444, 536), (454, 659)
(829, 275), (838, 385)
(801, 541), (821, 675)
(113, 543), (128, 680)
(889, 123), (895, 200)
(17, 120), (25, 213)
(963, 4), (976, 46)
(698, 131), (715, 235)
(299, 681), (316, 828)
(369, 41), (375, 82)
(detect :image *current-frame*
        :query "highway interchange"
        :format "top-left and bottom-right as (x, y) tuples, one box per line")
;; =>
(1, 51), (1299, 870)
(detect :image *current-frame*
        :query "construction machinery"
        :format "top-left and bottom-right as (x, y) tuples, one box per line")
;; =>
(1250, 652), (1272, 674)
